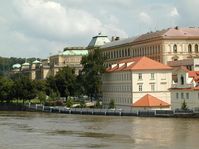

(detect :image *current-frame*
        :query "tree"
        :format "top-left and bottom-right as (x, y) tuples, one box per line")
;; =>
(181, 100), (188, 110)
(0, 76), (14, 103)
(13, 76), (36, 104)
(81, 48), (106, 100)
(54, 66), (76, 98)
(108, 99), (115, 109)
(37, 91), (46, 104)
(66, 97), (74, 108)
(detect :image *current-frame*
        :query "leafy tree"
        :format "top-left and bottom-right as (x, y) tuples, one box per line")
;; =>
(66, 97), (74, 108)
(80, 100), (86, 108)
(13, 76), (36, 104)
(81, 48), (106, 100)
(108, 99), (115, 109)
(95, 100), (102, 108)
(37, 91), (46, 104)
(181, 100), (188, 110)
(54, 66), (76, 98)
(0, 76), (14, 103)
(46, 76), (59, 96)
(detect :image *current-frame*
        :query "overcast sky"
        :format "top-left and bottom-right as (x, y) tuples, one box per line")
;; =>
(0, 0), (199, 58)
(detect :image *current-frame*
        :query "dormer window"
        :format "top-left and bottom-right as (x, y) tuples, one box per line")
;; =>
(181, 75), (184, 85)
(188, 44), (192, 53)
(173, 44), (177, 53)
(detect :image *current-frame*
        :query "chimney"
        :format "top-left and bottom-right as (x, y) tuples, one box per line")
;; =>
(175, 26), (179, 30)
(115, 37), (120, 40)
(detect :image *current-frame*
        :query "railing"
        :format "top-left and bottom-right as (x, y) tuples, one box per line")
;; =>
(171, 83), (194, 88)
(26, 104), (198, 117)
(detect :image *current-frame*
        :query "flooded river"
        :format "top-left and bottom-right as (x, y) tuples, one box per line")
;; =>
(0, 111), (199, 149)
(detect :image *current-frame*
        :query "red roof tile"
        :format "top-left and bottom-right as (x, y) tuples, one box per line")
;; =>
(106, 57), (172, 72)
(132, 94), (170, 108)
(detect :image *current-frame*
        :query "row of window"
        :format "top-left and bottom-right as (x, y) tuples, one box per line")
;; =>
(103, 73), (131, 81)
(176, 92), (199, 100)
(138, 73), (155, 80)
(138, 84), (155, 92)
(173, 44), (198, 53)
(103, 85), (131, 92)
(104, 45), (161, 60)
(103, 97), (131, 104)
(103, 73), (156, 82)
(176, 92), (190, 99)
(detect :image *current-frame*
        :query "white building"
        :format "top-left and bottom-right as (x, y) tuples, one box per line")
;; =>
(170, 66), (199, 110)
(102, 57), (172, 110)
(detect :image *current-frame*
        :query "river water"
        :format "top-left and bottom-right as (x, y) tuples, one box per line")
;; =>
(0, 111), (199, 149)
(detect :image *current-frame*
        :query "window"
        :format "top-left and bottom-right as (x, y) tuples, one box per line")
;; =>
(181, 75), (184, 85)
(176, 93), (179, 99)
(151, 73), (155, 80)
(188, 44), (192, 53)
(138, 84), (142, 91)
(138, 73), (142, 80)
(195, 44), (198, 53)
(181, 93), (184, 99)
(173, 44), (177, 53)
(186, 93), (189, 99)
(151, 84), (155, 91)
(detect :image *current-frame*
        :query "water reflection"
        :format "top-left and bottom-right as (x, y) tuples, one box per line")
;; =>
(0, 112), (199, 149)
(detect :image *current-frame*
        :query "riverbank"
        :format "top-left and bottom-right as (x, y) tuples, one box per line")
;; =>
(24, 104), (199, 118)
(0, 103), (26, 111)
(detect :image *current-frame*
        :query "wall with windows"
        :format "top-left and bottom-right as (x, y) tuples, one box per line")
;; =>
(163, 40), (199, 64)
(171, 90), (199, 110)
(102, 38), (199, 67)
(102, 71), (132, 108)
(102, 69), (172, 109)
(132, 70), (172, 104)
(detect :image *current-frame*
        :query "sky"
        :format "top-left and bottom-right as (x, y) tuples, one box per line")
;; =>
(0, 0), (199, 58)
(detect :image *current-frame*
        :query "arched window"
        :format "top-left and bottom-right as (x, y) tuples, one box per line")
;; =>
(195, 44), (198, 53)
(173, 44), (177, 53)
(181, 75), (184, 85)
(188, 44), (192, 53)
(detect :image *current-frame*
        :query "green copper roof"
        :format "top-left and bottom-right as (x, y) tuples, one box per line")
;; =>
(12, 64), (21, 69)
(61, 50), (88, 56)
(32, 60), (41, 64)
(22, 62), (30, 66)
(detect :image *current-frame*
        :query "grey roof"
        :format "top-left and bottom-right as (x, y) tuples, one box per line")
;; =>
(101, 36), (138, 49)
(101, 27), (199, 49)
(87, 33), (110, 48)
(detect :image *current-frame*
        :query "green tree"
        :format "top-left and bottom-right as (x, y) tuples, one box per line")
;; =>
(0, 76), (14, 103)
(81, 48), (106, 100)
(108, 99), (115, 109)
(66, 97), (74, 108)
(37, 91), (46, 104)
(54, 66), (76, 98)
(181, 100), (188, 110)
(13, 76), (36, 104)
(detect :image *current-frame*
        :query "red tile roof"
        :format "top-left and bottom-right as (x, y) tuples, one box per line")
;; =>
(106, 57), (172, 72)
(132, 94), (170, 108)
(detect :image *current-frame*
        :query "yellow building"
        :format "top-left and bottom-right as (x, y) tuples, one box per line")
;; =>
(100, 27), (199, 66)
(11, 47), (88, 80)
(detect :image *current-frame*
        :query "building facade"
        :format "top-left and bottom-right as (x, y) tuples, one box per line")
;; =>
(100, 27), (199, 66)
(170, 66), (199, 110)
(11, 47), (88, 80)
(102, 57), (172, 110)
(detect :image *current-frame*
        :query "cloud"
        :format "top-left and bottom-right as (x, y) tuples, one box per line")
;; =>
(139, 12), (152, 25)
(170, 7), (179, 17)
(13, 0), (127, 41)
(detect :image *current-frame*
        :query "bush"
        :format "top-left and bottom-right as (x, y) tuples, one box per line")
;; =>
(108, 99), (115, 109)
